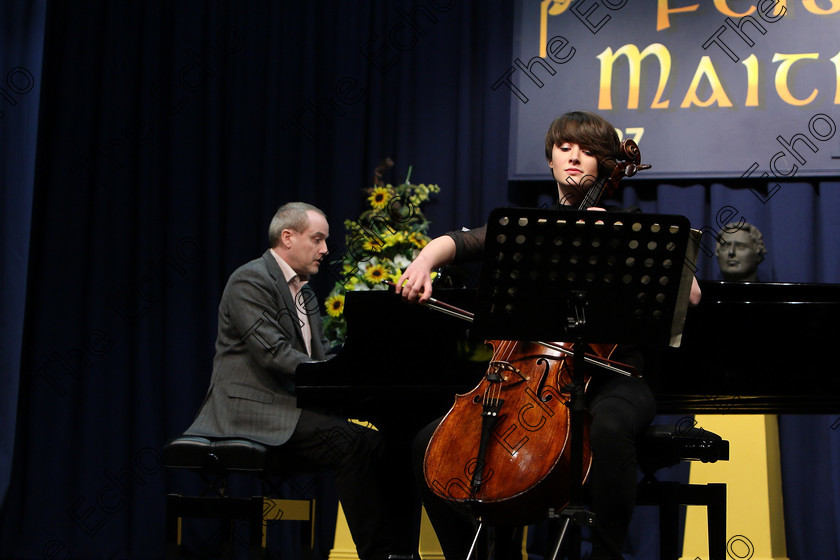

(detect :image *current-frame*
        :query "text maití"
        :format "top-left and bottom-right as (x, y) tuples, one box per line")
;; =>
(494, 41), (839, 110)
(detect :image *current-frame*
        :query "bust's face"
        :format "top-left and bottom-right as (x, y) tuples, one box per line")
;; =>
(716, 229), (761, 281)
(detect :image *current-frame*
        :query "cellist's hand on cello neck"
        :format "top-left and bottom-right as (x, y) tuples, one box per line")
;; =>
(395, 235), (457, 304)
(690, 277), (702, 306)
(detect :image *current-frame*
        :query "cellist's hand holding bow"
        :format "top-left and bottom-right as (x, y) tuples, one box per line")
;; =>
(396, 255), (435, 303)
(395, 235), (458, 303)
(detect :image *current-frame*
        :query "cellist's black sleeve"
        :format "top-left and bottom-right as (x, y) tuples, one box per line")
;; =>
(444, 225), (487, 263)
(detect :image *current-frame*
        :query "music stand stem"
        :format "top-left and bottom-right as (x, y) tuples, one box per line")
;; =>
(547, 294), (623, 560)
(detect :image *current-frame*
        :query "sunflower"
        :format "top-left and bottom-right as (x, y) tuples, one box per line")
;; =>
(368, 186), (391, 210)
(364, 264), (388, 284)
(408, 232), (428, 249)
(325, 293), (345, 317)
(362, 238), (383, 253)
(381, 231), (407, 248)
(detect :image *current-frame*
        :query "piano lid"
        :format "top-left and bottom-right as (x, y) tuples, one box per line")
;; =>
(296, 288), (489, 428)
(650, 281), (840, 414)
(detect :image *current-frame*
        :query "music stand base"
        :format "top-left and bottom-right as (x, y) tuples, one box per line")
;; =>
(466, 520), (485, 560)
(547, 506), (624, 560)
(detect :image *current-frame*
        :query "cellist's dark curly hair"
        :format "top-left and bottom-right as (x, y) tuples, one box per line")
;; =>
(544, 111), (621, 178)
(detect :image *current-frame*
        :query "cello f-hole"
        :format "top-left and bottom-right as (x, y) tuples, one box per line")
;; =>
(535, 357), (553, 403)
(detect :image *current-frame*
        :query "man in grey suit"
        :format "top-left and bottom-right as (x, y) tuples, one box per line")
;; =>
(185, 202), (416, 560)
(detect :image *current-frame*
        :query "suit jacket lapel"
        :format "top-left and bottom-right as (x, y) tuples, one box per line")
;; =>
(262, 250), (306, 350)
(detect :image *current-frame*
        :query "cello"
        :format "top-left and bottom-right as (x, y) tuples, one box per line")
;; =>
(421, 139), (650, 527)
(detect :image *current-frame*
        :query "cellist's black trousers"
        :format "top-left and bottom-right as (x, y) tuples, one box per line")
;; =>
(586, 374), (656, 559)
(413, 374), (656, 559)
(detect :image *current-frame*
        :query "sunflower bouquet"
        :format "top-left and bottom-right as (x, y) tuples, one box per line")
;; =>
(322, 160), (440, 344)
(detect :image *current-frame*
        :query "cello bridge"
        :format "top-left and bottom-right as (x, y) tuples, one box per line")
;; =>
(487, 361), (527, 382)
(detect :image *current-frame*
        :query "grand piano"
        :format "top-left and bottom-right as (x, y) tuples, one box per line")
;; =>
(297, 287), (488, 431)
(297, 281), (840, 420)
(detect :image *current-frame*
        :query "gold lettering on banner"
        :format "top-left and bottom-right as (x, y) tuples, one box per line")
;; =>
(607, 0), (840, 33)
(597, 44), (671, 109)
(743, 54), (760, 106)
(656, 0), (699, 31)
(540, 0), (573, 57)
(831, 52), (840, 104)
(773, 53), (819, 106)
(681, 56), (734, 107)
(802, 0), (840, 15)
(657, 0), (789, 30)
(713, 0), (756, 17)
(532, 1), (840, 36)
(599, 43), (839, 110)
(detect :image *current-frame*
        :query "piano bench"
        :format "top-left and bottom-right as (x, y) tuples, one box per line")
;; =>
(163, 435), (316, 560)
(635, 424), (730, 560)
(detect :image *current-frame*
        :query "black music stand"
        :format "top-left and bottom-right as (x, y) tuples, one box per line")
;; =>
(471, 208), (692, 560)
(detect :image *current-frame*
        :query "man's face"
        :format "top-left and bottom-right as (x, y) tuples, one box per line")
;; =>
(285, 210), (329, 278)
(716, 229), (760, 281)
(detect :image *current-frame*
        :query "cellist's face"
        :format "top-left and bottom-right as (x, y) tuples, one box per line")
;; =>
(549, 142), (599, 206)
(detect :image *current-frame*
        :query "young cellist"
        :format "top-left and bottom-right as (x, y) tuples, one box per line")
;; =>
(397, 111), (701, 559)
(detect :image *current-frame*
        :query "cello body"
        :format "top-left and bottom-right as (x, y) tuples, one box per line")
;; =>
(423, 339), (617, 525)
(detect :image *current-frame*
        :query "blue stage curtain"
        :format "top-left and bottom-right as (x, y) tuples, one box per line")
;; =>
(0, 1), (511, 559)
(0, 0), (45, 511)
(1, 1), (838, 559)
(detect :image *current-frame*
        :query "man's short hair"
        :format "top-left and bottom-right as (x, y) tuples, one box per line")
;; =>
(268, 202), (326, 247)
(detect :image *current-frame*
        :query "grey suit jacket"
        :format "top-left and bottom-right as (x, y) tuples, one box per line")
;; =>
(185, 250), (331, 446)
